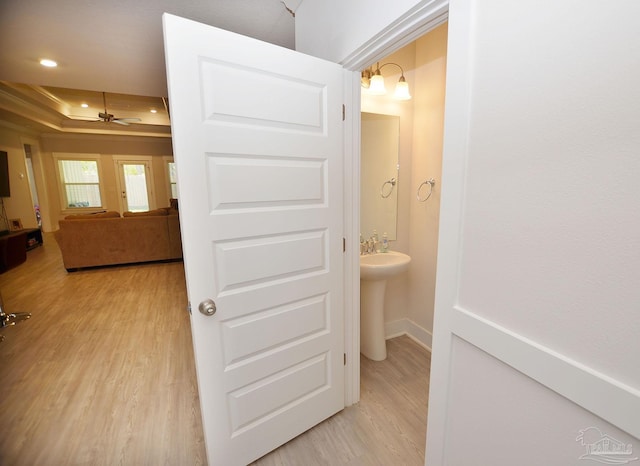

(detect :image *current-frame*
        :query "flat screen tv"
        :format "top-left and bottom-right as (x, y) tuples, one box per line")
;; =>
(0, 151), (10, 197)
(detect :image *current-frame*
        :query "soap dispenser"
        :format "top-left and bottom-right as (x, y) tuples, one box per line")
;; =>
(382, 232), (389, 252)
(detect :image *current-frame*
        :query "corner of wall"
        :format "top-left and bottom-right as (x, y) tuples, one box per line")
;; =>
(406, 21), (448, 333)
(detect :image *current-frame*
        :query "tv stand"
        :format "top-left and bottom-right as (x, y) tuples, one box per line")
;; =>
(23, 228), (43, 250)
(0, 228), (42, 273)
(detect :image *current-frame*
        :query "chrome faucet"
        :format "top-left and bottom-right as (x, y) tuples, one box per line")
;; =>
(360, 233), (381, 255)
(360, 236), (377, 255)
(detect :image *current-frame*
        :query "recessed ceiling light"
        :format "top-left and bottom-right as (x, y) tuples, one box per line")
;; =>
(39, 59), (58, 67)
(81, 103), (89, 108)
(150, 109), (157, 114)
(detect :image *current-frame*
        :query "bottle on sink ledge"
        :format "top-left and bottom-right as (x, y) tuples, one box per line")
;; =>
(382, 232), (389, 253)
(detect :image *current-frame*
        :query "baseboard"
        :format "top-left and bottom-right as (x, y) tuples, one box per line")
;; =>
(385, 318), (433, 352)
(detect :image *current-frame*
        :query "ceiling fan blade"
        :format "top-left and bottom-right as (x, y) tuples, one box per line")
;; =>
(67, 115), (100, 121)
(115, 117), (142, 123)
(111, 119), (130, 126)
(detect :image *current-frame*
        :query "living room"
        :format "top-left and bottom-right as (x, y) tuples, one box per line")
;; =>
(0, 85), (182, 270)
(0, 89), (175, 233)
(0, 0), (297, 462)
(0, 77), (213, 463)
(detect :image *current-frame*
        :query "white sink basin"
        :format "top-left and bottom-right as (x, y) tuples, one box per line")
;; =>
(360, 251), (411, 281)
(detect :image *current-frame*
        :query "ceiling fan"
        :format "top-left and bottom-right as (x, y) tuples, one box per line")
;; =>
(70, 92), (142, 125)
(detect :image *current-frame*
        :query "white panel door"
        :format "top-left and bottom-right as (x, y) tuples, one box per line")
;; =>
(163, 14), (345, 466)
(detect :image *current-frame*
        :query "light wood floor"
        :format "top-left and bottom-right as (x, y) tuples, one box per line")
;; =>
(0, 234), (430, 465)
(252, 338), (431, 466)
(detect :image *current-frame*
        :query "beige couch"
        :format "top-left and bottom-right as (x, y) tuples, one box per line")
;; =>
(56, 209), (182, 271)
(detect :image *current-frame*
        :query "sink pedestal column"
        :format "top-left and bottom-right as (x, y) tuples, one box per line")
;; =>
(360, 279), (388, 361)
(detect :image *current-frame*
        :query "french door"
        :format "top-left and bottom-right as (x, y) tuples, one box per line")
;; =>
(115, 158), (154, 212)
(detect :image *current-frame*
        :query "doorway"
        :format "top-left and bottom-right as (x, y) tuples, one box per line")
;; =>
(114, 157), (155, 213)
(341, 8), (451, 411)
(23, 143), (42, 227)
(357, 20), (448, 462)
(361, 22), (447, 344)
(323, 2), (453, 462)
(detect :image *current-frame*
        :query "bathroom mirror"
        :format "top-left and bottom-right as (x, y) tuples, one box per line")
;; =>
(361, 112), (400, 241)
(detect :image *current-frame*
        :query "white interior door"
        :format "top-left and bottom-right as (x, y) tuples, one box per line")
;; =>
(163, 14), (345, 465)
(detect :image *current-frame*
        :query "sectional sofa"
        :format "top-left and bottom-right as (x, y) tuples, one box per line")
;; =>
(56, 208), (182, 271)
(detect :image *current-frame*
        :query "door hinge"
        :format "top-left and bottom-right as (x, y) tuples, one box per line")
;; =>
(342, 104), (345, 121)
(344, 353), (347, 366)
(343, 237), (346, 252)
(187, 301), (192, 315)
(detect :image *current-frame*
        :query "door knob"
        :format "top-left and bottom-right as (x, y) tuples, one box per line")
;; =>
(198, 299), (217, 316)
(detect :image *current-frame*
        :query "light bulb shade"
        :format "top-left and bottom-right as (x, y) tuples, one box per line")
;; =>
(369, 74), (387, 95)
(394, 80), (411, 100)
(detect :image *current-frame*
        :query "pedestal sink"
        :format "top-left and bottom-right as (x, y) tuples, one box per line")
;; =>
(360, 251), (411, 361)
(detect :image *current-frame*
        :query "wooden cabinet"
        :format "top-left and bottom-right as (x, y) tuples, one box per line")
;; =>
(0, 231), (27, 273)
(0, 228), (42, 273)
(24, 228), (43, 250)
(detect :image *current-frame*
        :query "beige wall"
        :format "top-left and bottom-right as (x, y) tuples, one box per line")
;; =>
(407, 22), (448, 333)
(361, 23), (447, 334)
(0, 126), (40, 230)
(0, 127), (174, 232)
(361, 43), (415, 324)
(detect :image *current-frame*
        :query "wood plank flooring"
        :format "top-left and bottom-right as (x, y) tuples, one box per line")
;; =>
(252, 338), (431, 466)
(0, 233), (430, 465)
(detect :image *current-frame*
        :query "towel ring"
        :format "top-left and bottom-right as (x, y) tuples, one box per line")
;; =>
(417, 178), (436, 202)
(380, 177), (397, 198)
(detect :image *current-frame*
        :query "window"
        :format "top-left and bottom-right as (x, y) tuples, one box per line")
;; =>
(55, 156), (103, 209)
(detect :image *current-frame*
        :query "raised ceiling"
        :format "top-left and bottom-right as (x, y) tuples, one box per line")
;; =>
(0, 0), (300, 136)
(0, 82), (172, 137)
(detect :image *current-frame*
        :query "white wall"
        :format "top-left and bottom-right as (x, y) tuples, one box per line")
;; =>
(428, 0), (640, 463)
(296, 0), (423, 64)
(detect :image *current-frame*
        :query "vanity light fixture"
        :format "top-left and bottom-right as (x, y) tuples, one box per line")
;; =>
(39, 58), (58, 68)
(361, 62), (411, 100)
